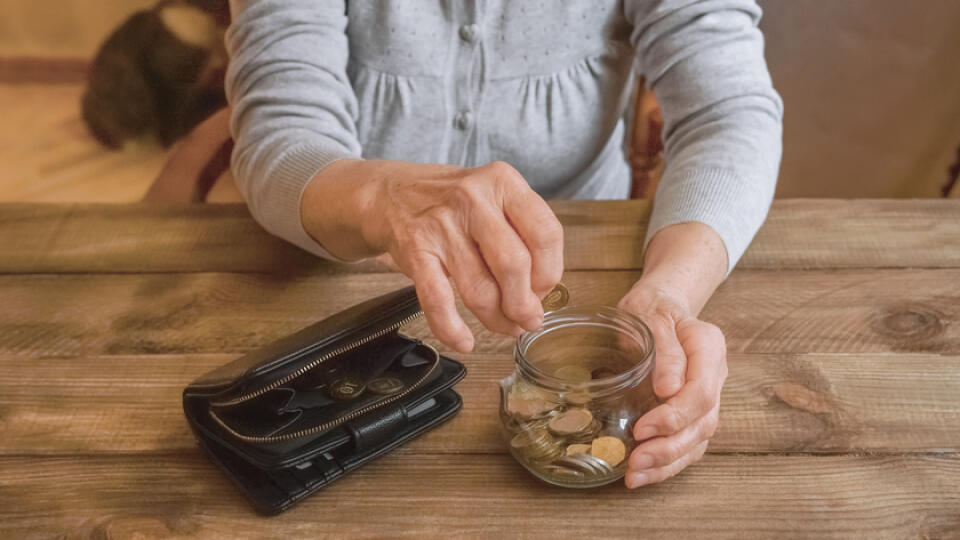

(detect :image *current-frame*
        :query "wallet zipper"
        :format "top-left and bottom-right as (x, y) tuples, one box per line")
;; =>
(206, 310), (445, 443)
(211, 310), (424, 407)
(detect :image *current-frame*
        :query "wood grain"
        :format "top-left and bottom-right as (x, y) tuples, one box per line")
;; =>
(2, 200), (959, 537)
(1, 352), (958, 456)
(0, 269), (957, 357)
(1, 453), (957, 539)
(2, 200), (960, 273)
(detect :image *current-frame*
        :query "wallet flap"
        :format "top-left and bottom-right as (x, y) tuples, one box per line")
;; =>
(185, 286), (420, 395)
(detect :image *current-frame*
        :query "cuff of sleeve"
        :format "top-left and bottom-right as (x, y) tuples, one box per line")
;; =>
(643, 168), (773, 274)
(254, 143), (360, 262)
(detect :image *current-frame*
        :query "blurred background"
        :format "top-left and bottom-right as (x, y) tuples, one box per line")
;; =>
(0, 0), (958, 202)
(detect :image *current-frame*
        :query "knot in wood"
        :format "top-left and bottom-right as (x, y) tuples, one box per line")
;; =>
(873, 305), (946, 342)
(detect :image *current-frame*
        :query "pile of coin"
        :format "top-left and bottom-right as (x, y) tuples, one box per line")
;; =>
(502, 376), (631, 483)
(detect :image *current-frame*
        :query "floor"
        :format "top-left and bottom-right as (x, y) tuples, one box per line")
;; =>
(0, 81), (164, 202)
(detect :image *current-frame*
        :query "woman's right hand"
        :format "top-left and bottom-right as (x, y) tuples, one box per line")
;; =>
(301, 159), (564, 353)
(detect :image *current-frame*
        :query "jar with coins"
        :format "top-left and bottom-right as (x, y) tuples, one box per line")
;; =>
(499, 298), (658, 488)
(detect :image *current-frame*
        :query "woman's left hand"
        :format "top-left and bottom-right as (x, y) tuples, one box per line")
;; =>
(617, 282), (728, 488)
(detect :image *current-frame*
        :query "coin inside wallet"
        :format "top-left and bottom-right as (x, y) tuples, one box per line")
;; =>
(211, 336), (437, 440)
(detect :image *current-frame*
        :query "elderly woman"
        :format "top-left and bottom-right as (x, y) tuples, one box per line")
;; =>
(225, 0), (782, 488)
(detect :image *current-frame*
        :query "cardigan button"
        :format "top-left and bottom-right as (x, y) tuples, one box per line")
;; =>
(459, 23), (480, 43)
(454, 110), (473, 130)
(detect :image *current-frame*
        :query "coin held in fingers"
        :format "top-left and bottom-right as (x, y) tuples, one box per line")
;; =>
(541, 282), (569, 312)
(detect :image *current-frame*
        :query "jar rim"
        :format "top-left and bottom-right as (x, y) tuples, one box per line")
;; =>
(513, 305), (655, 395)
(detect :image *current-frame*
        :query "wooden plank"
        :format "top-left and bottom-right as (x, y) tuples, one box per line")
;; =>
(1, 352), (957, 456)
(1, 200), (959, 273)
(0, 269), (957, 357)
(0, 453), (957, 539)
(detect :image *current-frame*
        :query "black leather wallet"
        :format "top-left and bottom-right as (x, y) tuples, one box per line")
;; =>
(183, 286), (466, 515)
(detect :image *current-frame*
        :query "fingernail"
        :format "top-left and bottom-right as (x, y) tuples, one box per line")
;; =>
(634, 425), (657, 441)
(455, 337), (474, 353)
(630, 453), (654, 470)
(626, 472), (649, 489)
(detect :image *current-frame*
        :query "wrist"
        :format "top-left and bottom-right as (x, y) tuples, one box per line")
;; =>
(636, 222), (728, 315)
(301, 158), (384, 261)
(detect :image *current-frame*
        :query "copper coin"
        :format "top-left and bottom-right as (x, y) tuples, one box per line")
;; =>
(541, 283), (570, 312)
(590, 436), (627, 467)
(566, 443), (592, 456)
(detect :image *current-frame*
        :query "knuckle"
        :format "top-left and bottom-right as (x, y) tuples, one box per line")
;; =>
(417, 289), (445, 313)
(539, 216), (564, 245)
(502, 294), (539, 322)
(660, 402), (686, 434)
(660, 439), (686, 464)
(451, 181), (487, 210)
(695, 382), (718, 414)
(459, 279), (499, 313)
(702, 321), (727, 347)
(527, 216), (564, 253)
(404, 227), (434, 251)
(489, 247), (531, 278)
(487, 160), (515, 177)
(414, 280), (450, 314)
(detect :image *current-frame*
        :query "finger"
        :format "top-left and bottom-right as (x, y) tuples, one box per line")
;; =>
(625, 440), (708, 488)
(469, 205), (543, 331)
(632, 320), (726, 440)
(627, 404), (719, 472)
(492, 163), (564, 298)
(647, 315), (687, 398)
(406, 253), (474, 353)
(446, 236), (524, 337)
(676, 319), (729, 391)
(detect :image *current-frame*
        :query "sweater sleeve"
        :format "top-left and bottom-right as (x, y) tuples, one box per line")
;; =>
(225, 0), (361, 258)
(625, 0), (783, 272)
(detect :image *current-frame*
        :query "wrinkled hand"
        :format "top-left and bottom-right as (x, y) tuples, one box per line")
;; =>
(303, 159), (564, 353)
(617, 284), (728, 488)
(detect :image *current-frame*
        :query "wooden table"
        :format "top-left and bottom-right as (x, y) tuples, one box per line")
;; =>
(2, 200), (959, 539)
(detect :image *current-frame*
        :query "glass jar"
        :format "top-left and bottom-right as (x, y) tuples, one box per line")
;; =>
(499, 305), (657, 488)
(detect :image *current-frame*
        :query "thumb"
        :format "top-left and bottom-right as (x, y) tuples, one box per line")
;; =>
(647, 316), (687, 399)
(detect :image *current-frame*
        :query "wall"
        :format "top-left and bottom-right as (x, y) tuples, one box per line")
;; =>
(0, 0), (156, 58)
(759, 0), (960, 197)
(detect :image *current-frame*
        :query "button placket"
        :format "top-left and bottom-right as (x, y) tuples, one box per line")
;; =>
(447, 4), (485, 165)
